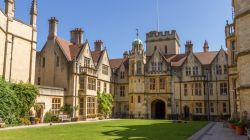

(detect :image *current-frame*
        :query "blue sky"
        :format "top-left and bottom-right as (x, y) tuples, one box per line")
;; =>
(0, 0), (232, 59)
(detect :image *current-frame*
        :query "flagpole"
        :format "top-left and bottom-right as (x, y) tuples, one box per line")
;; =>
(156, 0), (160, 31)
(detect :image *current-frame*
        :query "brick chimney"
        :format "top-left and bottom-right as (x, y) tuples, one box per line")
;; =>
(203, 40), (209, 52)
(70, 28), (84, 45)
(94, 40), (103, 51)
(48, 17), (58, 39)
(185, 40), (193, 54)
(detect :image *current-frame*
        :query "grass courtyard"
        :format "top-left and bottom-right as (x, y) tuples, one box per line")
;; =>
(0, 119), (207, 140)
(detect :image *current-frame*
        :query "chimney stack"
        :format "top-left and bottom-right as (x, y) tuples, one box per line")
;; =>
(70, 28), (84, 45)
(48, 17), (58, 39)
(185, 40), (193, 54)
(203, 40), (209, 52)
(94, 40), (103, 51)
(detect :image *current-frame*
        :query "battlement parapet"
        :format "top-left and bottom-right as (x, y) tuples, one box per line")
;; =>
(146, 30), (180, 41)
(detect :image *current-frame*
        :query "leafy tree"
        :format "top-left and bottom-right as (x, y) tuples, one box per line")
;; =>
(0, 79), (20, 124)
(11, 82), (39, 117)
(97, 92), (113, 118)
(0, 79), (39, 125)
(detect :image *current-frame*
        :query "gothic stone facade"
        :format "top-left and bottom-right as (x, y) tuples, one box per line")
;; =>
(35, 18), (112, 120)
(226, 0), (250, 119)
(111, 31), (230, 120)
(0, 0), (37, 83)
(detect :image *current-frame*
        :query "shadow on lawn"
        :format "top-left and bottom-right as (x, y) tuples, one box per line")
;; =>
(102, 122), (181, 140)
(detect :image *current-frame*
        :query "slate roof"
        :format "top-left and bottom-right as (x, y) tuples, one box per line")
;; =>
(109, 58), (129, 69)
(91, 50), (105, 66)
(56, 37), (84, 61)
(194, 51), (219, 65)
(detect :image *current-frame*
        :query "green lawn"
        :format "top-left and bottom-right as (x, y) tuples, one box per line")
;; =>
(0, 120), (207, 140)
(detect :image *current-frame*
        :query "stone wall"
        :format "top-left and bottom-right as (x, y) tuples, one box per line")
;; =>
(0, 7), (36, 83)
(36, 86), (65, 121)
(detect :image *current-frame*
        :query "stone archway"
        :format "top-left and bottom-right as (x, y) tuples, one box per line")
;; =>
(151, 100), (166, 119)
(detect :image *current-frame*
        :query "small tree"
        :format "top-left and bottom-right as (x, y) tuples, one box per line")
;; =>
(97, 92), (113, 118)
(0, 79), (20, 124)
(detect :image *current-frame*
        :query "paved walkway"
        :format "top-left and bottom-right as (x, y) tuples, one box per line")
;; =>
(188, 122), (248, 140)
(0, 119), (117, 131)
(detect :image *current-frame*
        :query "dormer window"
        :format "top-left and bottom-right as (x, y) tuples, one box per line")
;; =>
(102, 64), (109, 75)
(84, 57), (90, 67)
(158, 62), (163, 71)
(120, 71), (125, 79)
(216, 65), (222, 75)
(193, 66), (199, 76)
(186, 67), (191, 76)
(151, 62), (157, 71)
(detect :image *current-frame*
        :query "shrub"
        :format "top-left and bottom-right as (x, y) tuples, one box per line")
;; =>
(51, 115), (60, 123)
(21, 118), (31, 125)
(44, 112), (59, 123)
(44, 112), (53, 123)
(229, 118), (237, 124)
(60, 104), (73, 116)
(237, 120), (246, 128)
(35, 118), (40, 123)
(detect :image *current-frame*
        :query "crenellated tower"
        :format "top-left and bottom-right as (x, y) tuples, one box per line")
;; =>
(146, 30), (180, 56)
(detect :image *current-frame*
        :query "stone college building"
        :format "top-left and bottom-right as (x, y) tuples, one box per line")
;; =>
(1, 0), (250, 121)
(35, 17), (230, 120)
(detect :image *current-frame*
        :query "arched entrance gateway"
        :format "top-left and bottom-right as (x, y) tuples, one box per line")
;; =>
(151, 100), (166, 119)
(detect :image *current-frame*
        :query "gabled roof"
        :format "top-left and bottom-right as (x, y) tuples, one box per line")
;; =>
(194, 51), (219, 65)
(161, 51), (218, 67)
(109, 58), (129, 69)
(56, 37), (84, 61)
(91, 50), (105, 66)
(146, 47), (169, 64)
(165, 54), (187, 66)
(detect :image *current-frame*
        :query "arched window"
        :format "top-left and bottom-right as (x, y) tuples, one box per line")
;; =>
(231, 41), (236, 50)
(131, 63), (135, 75)
(137, 61), (142, 74)
(231, 41), (236, 64)
(165, 45), (168, 54)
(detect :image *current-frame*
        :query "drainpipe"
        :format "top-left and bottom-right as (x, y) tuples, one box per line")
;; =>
(73, 58), (78, 118)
